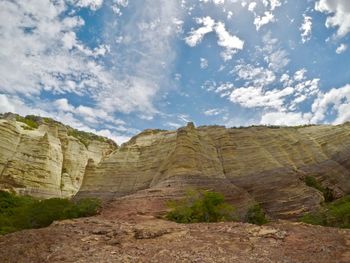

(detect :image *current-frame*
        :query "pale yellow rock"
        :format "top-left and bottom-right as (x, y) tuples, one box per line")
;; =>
(78, 123), (350, 219)
(0, 116), (117, 198)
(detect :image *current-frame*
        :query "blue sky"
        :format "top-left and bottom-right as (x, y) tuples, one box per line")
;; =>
(1, 0), (350, 144)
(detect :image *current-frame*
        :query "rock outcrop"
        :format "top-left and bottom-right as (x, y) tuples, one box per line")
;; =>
(0, 209), (349, 263)
(77, 122), (350, 219)
(0, 114), (117, 198)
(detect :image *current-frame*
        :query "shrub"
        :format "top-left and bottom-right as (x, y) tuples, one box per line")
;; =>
(0, 191), (101, 235)
(16, 115), (39, 129)
(245, 204), (268, 225)
(300, 195), (350, 228)
(165, 190), (237, 223)
(304, 176), (334, 202)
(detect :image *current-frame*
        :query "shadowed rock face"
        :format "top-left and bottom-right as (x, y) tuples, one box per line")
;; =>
(77, 122), (350, 219)
(0, 116), (117, 198)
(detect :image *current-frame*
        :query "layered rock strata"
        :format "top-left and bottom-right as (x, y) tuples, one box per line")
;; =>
(78, 122), (350, 219)
(0, 116), (117, 198)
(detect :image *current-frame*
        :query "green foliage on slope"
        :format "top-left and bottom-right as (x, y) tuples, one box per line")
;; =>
(16, 115), (39, 129)
(165, 190), (237, 223)
(245, 204), (269, 225)
(304, 176), (334, 202)
(300, 195), (350, 229)
(0, 191), (101, 235)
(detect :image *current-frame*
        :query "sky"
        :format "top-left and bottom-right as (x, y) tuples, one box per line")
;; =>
(0, 0), (350, 144)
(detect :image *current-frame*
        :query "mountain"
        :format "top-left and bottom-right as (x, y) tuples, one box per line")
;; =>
(1, 114), (350, 220)
(0, 113), (117, 198)
(77, 122), (350, 220)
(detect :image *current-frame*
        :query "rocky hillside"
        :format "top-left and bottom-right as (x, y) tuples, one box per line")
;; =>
(0, 113), (117, 198)
(77, 122), (350, 220)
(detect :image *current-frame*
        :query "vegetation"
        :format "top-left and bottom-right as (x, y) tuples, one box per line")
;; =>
(300, 195), (350, 229)
(304, 176), (333, 202)
(165, 190), (237, 223)
(16, 115), (39, 129)
(245, 204), (269, 225)
(67, 128), (114, 148)
(0, 191), (101, 235)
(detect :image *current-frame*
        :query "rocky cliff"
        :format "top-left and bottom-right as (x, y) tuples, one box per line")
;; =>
(77, 122), (350, 219)
(0, 114), (117, 198)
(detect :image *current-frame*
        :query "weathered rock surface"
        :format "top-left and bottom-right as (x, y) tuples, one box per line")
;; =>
(0, 209), (349, 263)
(78, 122), (350, 219)
(0, 115), (117, 198)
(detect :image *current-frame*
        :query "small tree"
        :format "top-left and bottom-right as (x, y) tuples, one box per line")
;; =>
(245, 204), (268, 225)
(166, 189), (237, 223)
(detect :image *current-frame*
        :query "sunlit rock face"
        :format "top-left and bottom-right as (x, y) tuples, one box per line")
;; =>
(77, 122), (350, 219)
(0, 116), (117, 198)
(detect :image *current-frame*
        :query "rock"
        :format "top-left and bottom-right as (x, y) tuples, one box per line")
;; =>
(0, 115), (117, 198)
(77, 123), (350, 219)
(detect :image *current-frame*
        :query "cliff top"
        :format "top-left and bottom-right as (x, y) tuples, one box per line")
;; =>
(0, 112), (118, 148)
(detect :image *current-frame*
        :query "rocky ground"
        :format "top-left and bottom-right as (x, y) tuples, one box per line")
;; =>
(0, 194), (349, 263)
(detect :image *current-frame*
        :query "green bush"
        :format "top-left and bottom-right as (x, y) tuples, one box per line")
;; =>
(165, 190), (237, 223)
(304, 176), (334, 202)
(16, 115), (39, 129)
(245, 204), (268, 225)
(300, 195), (350, 228)
(0, 191), (101, 235)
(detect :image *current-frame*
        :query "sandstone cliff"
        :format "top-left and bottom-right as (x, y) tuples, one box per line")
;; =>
(77, 122), (350, 219)
(0, 114), (117, 198)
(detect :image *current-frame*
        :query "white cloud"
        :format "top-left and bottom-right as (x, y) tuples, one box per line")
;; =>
(204, 108), (225, 116)
(215, 22), (244, 60)
(254, 12), (275, 30)
(184, 16), (215, 47)
(200, 58), (209, 69)
(311, 84), (350, 123)
(300, 15), (312, 43)
(336, 43), (348, 54)
(229, 86), (294, 110)
(71, 0), (104, 10)
(260, 32), (290, 71)
(233, 64), (276, 87)
(185, 17), (244, 61)
(248, 2), (257, 12)
(260, 111), (311, 126)
(315, 0), (350, 38)
(294, 68), (307, 82)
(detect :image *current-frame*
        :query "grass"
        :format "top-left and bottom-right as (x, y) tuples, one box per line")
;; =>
(165, 189), (237, 223)
(0, 191), (101, 235)
(300, 195), (350, 229)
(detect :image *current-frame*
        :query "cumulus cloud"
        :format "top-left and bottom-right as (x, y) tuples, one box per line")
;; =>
(260, 111), (311, 126)
(300, 15), (312, 43)
(233, 64), (276, 87)
(229, 86), (294, 110)
(311, 84), (350, 124)
(336, 43), (348, 54)
(185, 16), (244, 61)
(315, 0), (350, 38)
(254, 12), (275, 31)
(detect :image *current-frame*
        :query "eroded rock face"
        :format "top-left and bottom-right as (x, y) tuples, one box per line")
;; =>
(78, 122), (350, 219)
(0, 117), (117, 198)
